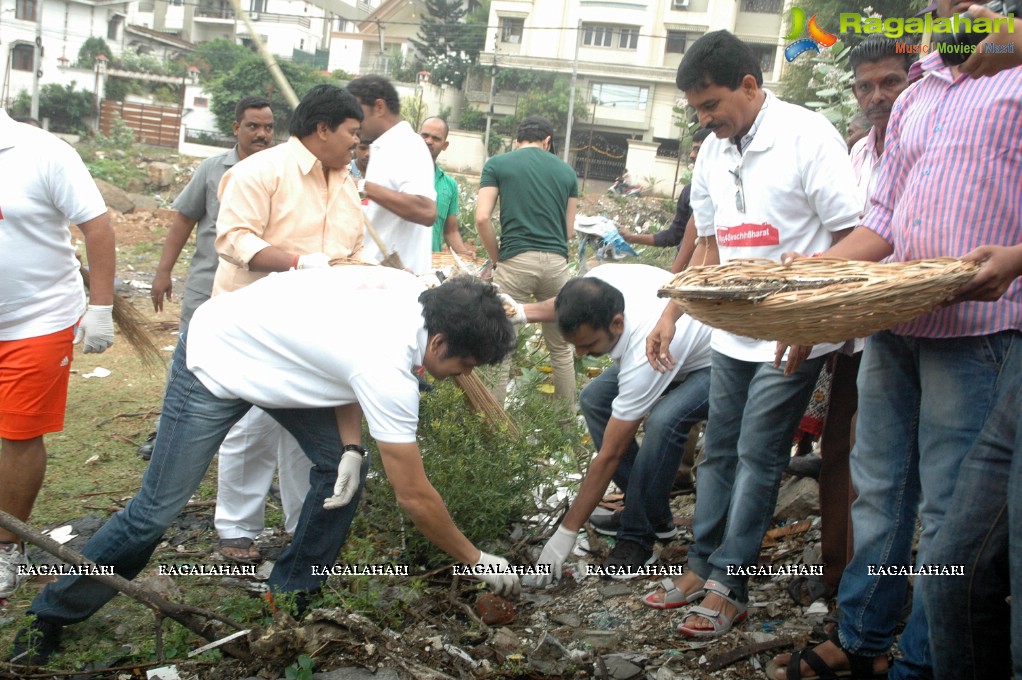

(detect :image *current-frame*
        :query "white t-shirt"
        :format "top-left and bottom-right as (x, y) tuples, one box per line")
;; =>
(187, 266), (428, 444)
(361, 121), (437, 275)
(586, 264), (712, 422)
(691, 91), (862, 362)
(0, 110), (108, 340)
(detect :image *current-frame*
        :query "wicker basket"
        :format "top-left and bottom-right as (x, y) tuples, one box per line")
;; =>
(659, 257), (978, 346)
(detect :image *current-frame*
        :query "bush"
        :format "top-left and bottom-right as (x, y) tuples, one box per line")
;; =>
(362, 378), (582, 568)
(11, 82), (95, 134)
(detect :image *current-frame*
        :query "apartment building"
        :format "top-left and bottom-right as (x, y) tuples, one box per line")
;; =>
(479, 0), (786, 185)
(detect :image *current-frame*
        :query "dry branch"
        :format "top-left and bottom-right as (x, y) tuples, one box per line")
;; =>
(0, 510), (252, 662)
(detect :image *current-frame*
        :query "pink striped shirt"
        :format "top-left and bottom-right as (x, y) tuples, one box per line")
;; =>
(862, 52), (1022, 338)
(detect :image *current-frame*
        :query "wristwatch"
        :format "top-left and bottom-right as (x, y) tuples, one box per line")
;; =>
(343, 443), (366, 456)
(356, 179), (367, 200)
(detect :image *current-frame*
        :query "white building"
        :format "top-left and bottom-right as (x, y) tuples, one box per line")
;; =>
(478, 0), (787, 190)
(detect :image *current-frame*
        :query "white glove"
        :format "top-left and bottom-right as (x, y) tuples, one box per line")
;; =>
(498, 293), (527, 325)
(323, 450), (363, 510)
(74, 304), (114, 353)
(532, 524), (577, 587)
(473, 551), (521, 598)
(296, 252), (331, 269)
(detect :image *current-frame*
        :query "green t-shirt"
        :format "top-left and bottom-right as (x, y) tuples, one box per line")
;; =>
(479, 146), (579, 261)
(431, 165), (460, 252)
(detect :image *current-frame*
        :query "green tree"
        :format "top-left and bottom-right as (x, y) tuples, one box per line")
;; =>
(191, 38), (251, 82)
(206, 55), (332, 135)
(410, 0), (485, 88)
(489, 69), (588, 142)
(77, 37), (113, 70)
(12, 82), (96, 134)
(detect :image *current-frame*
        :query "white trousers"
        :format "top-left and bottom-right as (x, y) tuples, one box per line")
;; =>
(213, 407), (312, 539)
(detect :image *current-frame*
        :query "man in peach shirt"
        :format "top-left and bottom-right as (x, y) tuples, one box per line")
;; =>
(210, 83), (370, 564)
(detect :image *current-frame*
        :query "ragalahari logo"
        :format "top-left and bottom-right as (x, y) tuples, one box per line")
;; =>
(784, 6), (839, 62)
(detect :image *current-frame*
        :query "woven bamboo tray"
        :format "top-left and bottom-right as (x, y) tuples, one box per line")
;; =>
(659, 257), (978, 345)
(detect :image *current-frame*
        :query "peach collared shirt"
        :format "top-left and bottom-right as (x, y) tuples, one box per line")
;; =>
(213, 136), (368, 295)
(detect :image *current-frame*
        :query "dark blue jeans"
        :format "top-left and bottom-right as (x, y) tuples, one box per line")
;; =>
(923, 369), (1022, 680)
(835, 330), (1021, 680)
(29, 337), (368, 626)
(579, 364), (710, 551)
(687, 350), (826, 601)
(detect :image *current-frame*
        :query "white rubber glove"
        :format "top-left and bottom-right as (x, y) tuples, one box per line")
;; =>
(532, 524), (577, 587)
(322, 450), (363, 509)
(296, 252), (331, 269)
(73, 304), (114, 353)
(498, 293), (527, 325)
(473, 551), (521, 598)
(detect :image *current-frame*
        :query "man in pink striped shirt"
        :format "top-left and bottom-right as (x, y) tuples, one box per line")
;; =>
(773, 1), (1022, 678)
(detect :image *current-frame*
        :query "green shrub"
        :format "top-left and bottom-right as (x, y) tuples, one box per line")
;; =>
(362, 379), (582, 568)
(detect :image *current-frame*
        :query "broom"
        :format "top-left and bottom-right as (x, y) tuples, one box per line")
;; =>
(80, 266), (164, 371)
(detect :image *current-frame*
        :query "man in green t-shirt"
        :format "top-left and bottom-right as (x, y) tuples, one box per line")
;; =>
(475, 115), (579, 404)
(419, 117), (473, 257)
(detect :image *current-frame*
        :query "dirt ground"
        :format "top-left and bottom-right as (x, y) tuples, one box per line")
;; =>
(0, 181), (832, 680)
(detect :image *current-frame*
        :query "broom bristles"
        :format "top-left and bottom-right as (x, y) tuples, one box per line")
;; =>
(80, 267), (164, 371)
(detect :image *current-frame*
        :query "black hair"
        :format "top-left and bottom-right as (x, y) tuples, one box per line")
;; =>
(287, 85), (363, 137)
(692, 127), (711, 143)
(554, 277), (625, 336)
(346, 75), (401, 115)
(234, 95), (272, 123)
(419, 277), (516, 365)
(676, 30), (762, 92)
(848, 35), (914, 76)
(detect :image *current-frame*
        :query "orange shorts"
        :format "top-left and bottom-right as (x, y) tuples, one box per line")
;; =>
(0, 326), (75, 440)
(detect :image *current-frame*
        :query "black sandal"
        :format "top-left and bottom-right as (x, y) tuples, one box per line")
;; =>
(218, 537), (260, 564)
(783, 630), (888, 680)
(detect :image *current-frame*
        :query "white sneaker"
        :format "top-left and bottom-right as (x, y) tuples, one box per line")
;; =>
(0, 542), (28, 597)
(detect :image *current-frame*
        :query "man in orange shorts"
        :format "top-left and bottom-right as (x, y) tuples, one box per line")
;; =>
(0, 110), (115, 597)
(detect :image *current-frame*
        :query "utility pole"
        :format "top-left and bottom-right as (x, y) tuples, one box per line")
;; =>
(483, 37), (497, 159)
(562, 19), (581, 164)
(31, 0), (43, 119)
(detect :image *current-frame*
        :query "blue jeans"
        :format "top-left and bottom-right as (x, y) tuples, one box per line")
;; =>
(922, 368), (1022, 680)
(835, 330), (1021, 680)
(687, 350), (826, 602)
(579, 364), (710, 552)
(29, 337), (368, 626)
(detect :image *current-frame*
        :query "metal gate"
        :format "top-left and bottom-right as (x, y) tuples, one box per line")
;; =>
(571, 131), (628, 182)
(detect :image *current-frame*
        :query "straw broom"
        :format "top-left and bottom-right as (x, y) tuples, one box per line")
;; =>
(80, 265), (164, 371)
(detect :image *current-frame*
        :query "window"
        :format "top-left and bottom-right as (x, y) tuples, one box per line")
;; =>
(107, 15), (123, 40)
(591, 82), (649, 110)
(749, 44), (776, 74)
(499, 17), (523, 44)
(741, 0), (783, 13)
(193, 96), (209, 107)
(250, 0), (264, 12)
(665, 31), (687, 54)
(582, 24), (640, 50)
(12, 44), (34, 71)
(583, 24), (613, 47)
(618, 27), (638, 50)
(671, 0), (689, 7)
(15, 0), (36, 21)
